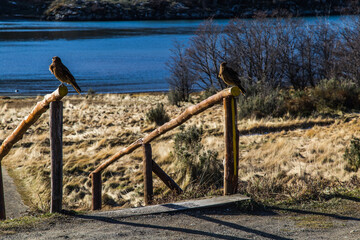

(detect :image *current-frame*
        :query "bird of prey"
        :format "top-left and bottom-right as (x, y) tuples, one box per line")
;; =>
(218, 62), (246, 96)
(49, 56), (81, 95)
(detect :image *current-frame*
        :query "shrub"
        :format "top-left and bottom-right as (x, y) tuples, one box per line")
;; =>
(344, 137), (360, 172)
(238, 84), (285, 119)
(174, 125), (222, 189)
(146, 103), (170, 126)
(87, 88), (96, 95)
(283, 90), (316, 117)
(167, 89), (183, 106)
(312, 79), (360, 113)
(174, 125), (203, 163)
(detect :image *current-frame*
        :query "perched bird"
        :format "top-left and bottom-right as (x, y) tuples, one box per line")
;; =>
(218, 62), (246, 96)
(49, 56), (81, 95)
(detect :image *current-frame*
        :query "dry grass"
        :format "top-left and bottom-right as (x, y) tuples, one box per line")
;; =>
(0, 93), (359, 212)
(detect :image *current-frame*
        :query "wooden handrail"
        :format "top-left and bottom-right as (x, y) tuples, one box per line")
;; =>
(0, 85), (68, 162)
(90, 87), (241, 176)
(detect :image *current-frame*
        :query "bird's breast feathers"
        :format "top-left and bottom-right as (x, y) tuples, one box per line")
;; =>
(49, 65), (55, 74)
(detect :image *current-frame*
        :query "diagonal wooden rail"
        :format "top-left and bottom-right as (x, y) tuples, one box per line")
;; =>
(90, 87), (241, 210)
(0, 85), (68, 220)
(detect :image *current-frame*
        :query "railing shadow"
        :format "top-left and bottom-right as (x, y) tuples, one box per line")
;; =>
(329, 193), (360, 203)
(66, 207), (291, 240)
(268, 204), (360, 222)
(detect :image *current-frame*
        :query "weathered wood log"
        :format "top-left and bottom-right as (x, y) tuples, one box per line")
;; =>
(90, 87), (241, 175)
(223, 96), (239, 195)
(0, 85), (68, 220)
(50, 101), (63, 213)
(0, 85), (68, 162)
(143, 143), (153, 205)
(152, 160), (182, 194)
(143, 87), (241, 144)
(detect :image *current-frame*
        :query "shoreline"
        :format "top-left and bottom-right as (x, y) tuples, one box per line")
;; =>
(0, 90), (171, 99)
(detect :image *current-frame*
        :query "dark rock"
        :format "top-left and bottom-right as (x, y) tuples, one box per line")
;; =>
(34, 0), (360, 21)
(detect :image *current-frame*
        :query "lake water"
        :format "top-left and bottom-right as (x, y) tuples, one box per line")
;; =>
(0, 16), (354, 96)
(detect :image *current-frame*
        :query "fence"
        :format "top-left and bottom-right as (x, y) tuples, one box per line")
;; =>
(0, 85), (68, 219)
(89, 86), (241, 210)
(0, 86), (241, 218)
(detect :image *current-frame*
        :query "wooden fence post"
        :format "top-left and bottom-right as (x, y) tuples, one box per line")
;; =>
(143, 143), (153, 205)
(0, 86), (68, 219)
(92, 171), (102, 210)
(50, 100), (63, 213)
(0, 165), (5, 220)
(223, 96), (239, 195)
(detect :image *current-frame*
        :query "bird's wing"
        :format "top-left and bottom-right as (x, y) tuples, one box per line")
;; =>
(227, 67), (239, 79)
(227, 67), (246, 95)
(62, 64), (81, 95)
(62, 64), (76, 82)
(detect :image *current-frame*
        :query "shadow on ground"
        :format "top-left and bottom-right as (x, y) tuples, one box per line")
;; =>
(66, 206), (290, 240)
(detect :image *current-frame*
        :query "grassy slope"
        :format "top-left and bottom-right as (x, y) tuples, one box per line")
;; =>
(0, 93), (359, 213)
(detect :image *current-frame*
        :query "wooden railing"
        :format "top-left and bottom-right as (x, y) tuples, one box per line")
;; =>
(0, 85), (68, 219)
(89, 87), (241, 210)
(0, 86), (242, 218)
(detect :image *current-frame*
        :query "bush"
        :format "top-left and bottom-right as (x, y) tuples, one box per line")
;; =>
(283, 90), (316, 117)
(87, 88), (96, 95)
(167, 89), (183, 106)
(238, 84), (285, 119)
(146, 103), (170, 126)
(174, 125), (222, 189)
(312, 79), (360, 113)
(344, 137), (360, 172)
(238, 79), (360, 119)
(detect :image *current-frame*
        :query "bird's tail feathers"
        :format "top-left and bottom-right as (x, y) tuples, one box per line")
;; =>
(238, 85), (246, 96)
(71, 82), (82, 95)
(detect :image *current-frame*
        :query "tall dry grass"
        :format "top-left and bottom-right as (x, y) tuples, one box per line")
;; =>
(0, 93), (359, 211)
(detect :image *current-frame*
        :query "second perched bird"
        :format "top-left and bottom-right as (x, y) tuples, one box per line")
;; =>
(49, 56), (81, 95)
(218, 62), (246, 96)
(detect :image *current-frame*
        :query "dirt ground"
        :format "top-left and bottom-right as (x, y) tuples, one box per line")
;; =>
(2, 167), (29, 219)
(1, 200), (359, 240)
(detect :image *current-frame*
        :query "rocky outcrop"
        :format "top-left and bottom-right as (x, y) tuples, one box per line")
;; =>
(42, 0), (360, 21)
(2, 0), (360, 21)
(43, 0), (235, 21)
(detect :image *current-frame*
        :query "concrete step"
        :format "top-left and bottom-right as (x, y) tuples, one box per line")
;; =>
(89, 194), (250, 219)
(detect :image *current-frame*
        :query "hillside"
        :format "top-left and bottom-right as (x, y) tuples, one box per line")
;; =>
(1, 0), (360, 21)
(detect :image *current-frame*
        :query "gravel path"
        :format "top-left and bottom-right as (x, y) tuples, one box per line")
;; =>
(2, 167), (29, 219)
(2, 204), (360, 240)
(0, 167), (359, 239)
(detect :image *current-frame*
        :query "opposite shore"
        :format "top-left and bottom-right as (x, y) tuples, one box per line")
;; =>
(0, 0), (359, 21)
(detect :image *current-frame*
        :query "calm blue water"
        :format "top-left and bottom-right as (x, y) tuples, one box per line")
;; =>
(0, 17), (354, 96)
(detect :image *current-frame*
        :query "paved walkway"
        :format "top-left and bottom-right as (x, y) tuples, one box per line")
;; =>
(2, 167), (29, 219)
